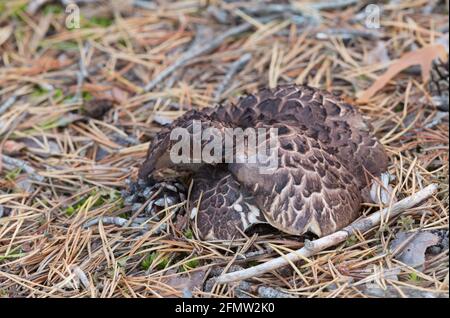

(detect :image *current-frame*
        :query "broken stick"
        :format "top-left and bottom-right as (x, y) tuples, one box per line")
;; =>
(216, 183), (438, 284)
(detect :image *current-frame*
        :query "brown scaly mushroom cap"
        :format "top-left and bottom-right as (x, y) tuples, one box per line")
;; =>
(138, 84), (389, 240)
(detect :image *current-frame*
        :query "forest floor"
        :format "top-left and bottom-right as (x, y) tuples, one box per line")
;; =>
(0, 0), (448, 298)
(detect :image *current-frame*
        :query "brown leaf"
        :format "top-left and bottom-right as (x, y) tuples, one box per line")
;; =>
(2, 140), (26, 155)
(83, 99), (113, 119)
(366, 41), (390, 64)
(161, 269), (206, 297)
(16, 55), (73, 76)
(357, 44), (448, 103)
(81, 84), (129, 104)
(0, 25), (13, 46)
(390, 231), (440, 271)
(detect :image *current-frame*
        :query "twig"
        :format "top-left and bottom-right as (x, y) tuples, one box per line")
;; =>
(133, 0), (157, 10)
(207, 5), (230, 24)
(26, 0), (51, 15)
(0, 87), (38, 116)
(143, 23), (254, 92)
(1, 154), (45, 182)
(234, 0), (358, 16)
(214, 53), (252, 103)
(362, 284), (448, 298)
(316, 28), (383, 40)
(258, 286), (296, 298)
(424, 111), (448, 129)
(73, 42), (90, 103)
(308, 0), (359, 10)
(60, 0), (101, 5)
(83, 216), (147, 229)
(216, 184), (438, 284)
(238, 4), (306, 17)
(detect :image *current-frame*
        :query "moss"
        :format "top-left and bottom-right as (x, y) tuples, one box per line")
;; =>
(181, 258), (200, 271)
(397, 215), (415, 231)
(248, 260), (259, 267)
(141, 252), (169, 270)
(5, 167), (22, 182)
(87, 16), (114, 27)
(38, 40), (78, 52)
(32, 87), (64, 101)
(0, 246), (24, 261)
(82, 91), (93, 101)
(65, 205), (76, 216)
(53, 88), (63, 100)
(408, 272), (421, 282)
(394, 103), (404, 112)
(42, 4), (63, 15)
(184, 228), (194, 239)
(10, 2), (27, 19)
(117, 257), (128, 268)
(345, 234), (358, 247)
(65, 189), (119, 216)
(32, 86), (50, 97)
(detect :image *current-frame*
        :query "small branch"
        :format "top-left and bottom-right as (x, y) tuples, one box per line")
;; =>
(214, 53), (252, 103)
(0, 86), (33, 116)
(83, 216), (147, 229)
(424, 111), (448, 129)
(362, 284), (448, 298)
(239, 4), (306, 16)
(308, 0), (359, 10)
(258, 286), (296, 298)
(0, 95), (18, 116)
(133, 0), (157, 10)
(143, 23), (254, 92)
(207, 6), (230, 24)
(26, 0), (51, 15)
(216, 184), (438, 284)
(83, 216), (171, 235)
(316, 28), (383, 41)
(1, 154), (45, 182)
(72, 42), (90, 103)
(234, 0), (358, 16)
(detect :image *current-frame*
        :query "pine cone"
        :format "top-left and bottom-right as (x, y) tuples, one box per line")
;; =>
(429, 59), (449, 112)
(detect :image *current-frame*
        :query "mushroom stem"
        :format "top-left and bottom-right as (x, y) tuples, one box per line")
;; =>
(216, 183), (438, 284)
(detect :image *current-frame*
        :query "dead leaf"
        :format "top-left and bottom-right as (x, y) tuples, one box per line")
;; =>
(80, 84), (129, 104)
(70, 265), (90, 290)
(83, 99), (113, 119)
(20, 138), (62, 158)
(2, 140), (26, 155)
(390, 231), (440, 271)
(363, 284), (447, 298)
(367, 41), (390, 64)
(369, 172), (396, 205)
(0, 25), (13, 46)
(153, 114), (175, 125)
(161, 269), (206, 297)
(15, 55), (73, 76)
(108, 87), (129, 104)
(358, 44), (448, 103)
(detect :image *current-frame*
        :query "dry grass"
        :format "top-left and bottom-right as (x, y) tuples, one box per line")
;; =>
(0, 0), (448, 298)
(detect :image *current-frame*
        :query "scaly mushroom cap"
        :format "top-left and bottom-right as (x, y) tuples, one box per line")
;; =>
(138, 84), (389, 240)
